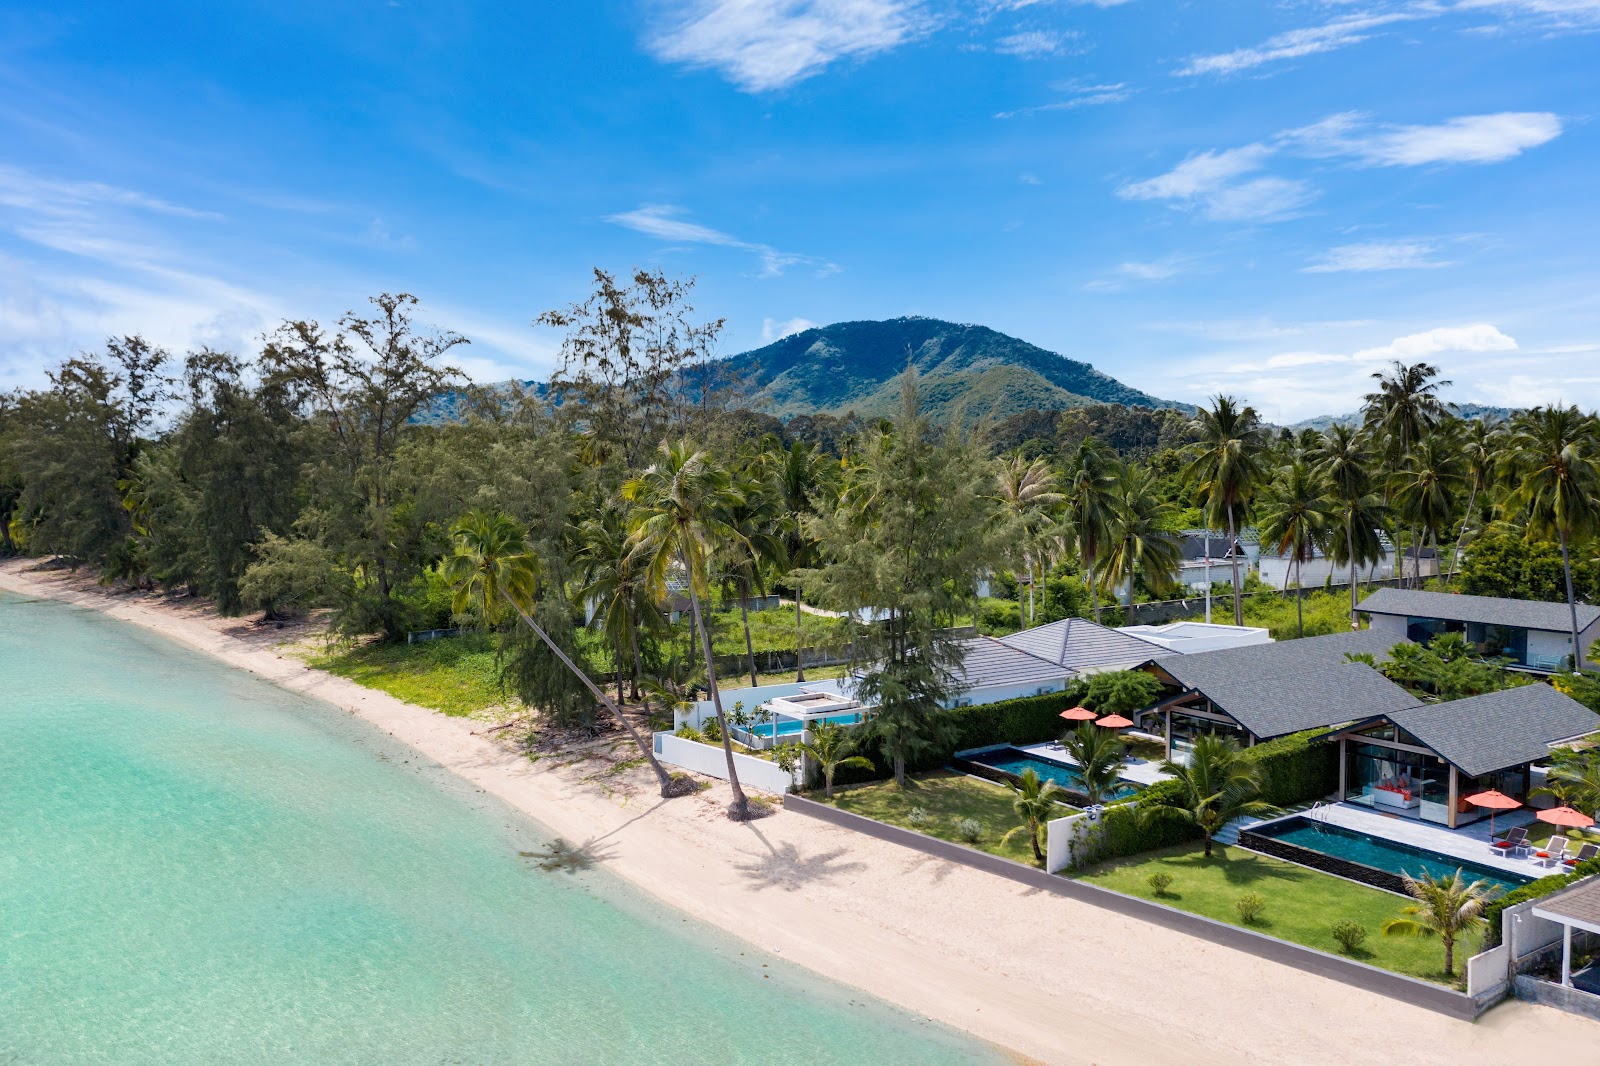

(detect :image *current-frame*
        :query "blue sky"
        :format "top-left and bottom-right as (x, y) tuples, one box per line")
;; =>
(1, 1), (1597, 421)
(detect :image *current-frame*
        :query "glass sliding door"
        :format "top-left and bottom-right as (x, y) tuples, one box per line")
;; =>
(1344, 741), (1451, 823)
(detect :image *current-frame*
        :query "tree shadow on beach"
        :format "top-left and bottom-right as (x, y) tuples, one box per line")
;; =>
(519, 836), (619, 874)
(733, 823), (867, 890)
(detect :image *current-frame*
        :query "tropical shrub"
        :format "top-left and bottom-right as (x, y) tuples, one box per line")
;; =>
(1147, 872), (1173, 897)
(1083, 670), (1162, 716)
(1332, 920), (1368, 955)
(1235, 893), (1266, 925)
(1481, 855), (1600, 947)
(906, 806), (930, 828)
(956, 818), (986, 844)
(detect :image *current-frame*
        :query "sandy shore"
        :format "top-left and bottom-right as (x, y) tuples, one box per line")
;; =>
(4, 559), (1595, 1065)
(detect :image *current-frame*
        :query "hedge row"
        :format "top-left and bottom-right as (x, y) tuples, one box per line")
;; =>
(1482, 857), (1600, 948)
(1244, 727), (1340, 808)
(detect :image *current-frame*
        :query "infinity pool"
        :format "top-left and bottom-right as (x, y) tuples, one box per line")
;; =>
(1250, 816), (1532, 896)
(960, 747), (1141, 801)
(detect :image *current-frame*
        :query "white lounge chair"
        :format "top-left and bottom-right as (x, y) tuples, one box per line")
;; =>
(1491, 826), (1528, 855)
(1535, 836), (1570, 867)
(1564, 842), (1599, 869)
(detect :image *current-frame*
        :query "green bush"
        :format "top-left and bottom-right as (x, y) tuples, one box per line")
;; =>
(1331, 920), (1368, 954)
(956, 817), (986, 844)
(1235, 893), (1266, 924)
(1092, 777), (1204, 860)
(1147, 871), (1173, 897)
(977, 599), (1020, 635)
(1243, 727), (1339, 807)
(1482, 856), (1600, 947)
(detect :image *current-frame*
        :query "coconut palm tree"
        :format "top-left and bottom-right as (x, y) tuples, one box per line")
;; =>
(1382, 870), (1495, 978)
(1315, 423), (1384, 627)
(1059, 722), (1127, 805)
(1256, 460), (1332, 639)
(761, 434), (836, 681)
(1002, 767), (1069, 863)
(1062, 438), (1120, 623)
(1449, 418), (1505, 583)
(993, 452), (1065, 627)
(624, 441), (754, 819)
(1182, 395), (1269, 626)
(1391, 426), (1466, 589)
(1503, 406), (1600, 672)
(718, 463), (783, 689)
(444, 509), (681, 797)
(1363, 361), (1452, 457)
(1140, 733), (1276, 858)
(1534, 752), (1600, 819)
(798, 720), (874, 799)
(573, 498), (658, 705)
(1100, 465), (1182, 609)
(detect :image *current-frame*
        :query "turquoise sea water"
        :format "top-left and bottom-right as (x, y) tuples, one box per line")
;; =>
(0, 592), (1000, 1065)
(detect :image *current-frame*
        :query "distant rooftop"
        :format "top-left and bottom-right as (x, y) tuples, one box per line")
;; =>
(997, 617), (1176, 675)
(1359, 588), (1600, 632)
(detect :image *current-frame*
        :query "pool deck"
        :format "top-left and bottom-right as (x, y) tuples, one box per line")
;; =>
(1243, 803), (1560, 879)
(1018, 741), (1174, 788)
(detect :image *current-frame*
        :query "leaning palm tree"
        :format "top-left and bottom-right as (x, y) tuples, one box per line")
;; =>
(1140, 733), (1276, 858)
(1382, 870), (1495, 978)
(1100, 465), (1182, 610)
(1315, 423), (1383, 627)
(573, 499), (659, 705)
(1256, 460), (1332, 638)
(1182, 395), (1269, 626)
(624, 441), (754, 819)
(444, 509), (682, 798)
(1062, 438), (1121, 623)
(1059, 721), (1127, 805)
(1503, 406), (1600, 672)
(798, 720), (874, 800)
(1001, 767), (1069, 863)
(992, 452), (1065, 628)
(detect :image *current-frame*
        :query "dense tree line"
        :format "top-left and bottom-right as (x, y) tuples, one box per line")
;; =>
(7, 271), (1600, 817)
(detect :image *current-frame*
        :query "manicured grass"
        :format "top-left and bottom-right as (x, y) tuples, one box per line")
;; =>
(823, 771), (1074, 868)
(1073, 843), (1474, 984)
(306, 633), (509, 717)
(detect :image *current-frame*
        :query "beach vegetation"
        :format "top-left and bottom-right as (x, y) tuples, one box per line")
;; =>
(1058, 722), (1127, 806)
(1381, 870), (1496, 978)
(1001, 767), (1068, 862)
(798, 720), (874, 800)
(1138, 734), (1276, 858)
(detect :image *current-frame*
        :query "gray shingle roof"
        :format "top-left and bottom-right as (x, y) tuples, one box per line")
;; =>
(1358, 588), (1600, 633)
(950, 637), (1074, 691)
(1534, 880), (1600, 931)
(1381, 685), (1600, 777)
(997, 617), (1178, 674)
(1150, 629), (1416, 740)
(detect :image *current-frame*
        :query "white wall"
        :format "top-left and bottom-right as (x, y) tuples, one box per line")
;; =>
(1366, 613), (1407, 641)
(1259, 553), (1396, 588)
(652, 732), (798, 794)
(1045, 809), (1108, 874)
(950, 678), (1068, 708)
(679, 678), (852, 730)
(1528, 629), (1576, 671)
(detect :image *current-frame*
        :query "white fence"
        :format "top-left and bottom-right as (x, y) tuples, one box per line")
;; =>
(1464, 894), (1571, 999)
(678, 679), (853, 731)
(1045, 809), (1109, 874)
(652, 731), (798, 794)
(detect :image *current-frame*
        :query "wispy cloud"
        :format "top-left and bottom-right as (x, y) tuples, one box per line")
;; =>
(1116, 144), (1316, 221)
(761, 315), (817, 342)
(993, 30), (1076, 57)
(1302, 239), (1452, 272)
(605, 203), (838, 278)
(1286, 111), (1563, 165)
(995, 81), (1130, 118)
(1176, 12), (1421, 78)
(1084, 255), (1193, 291)
(0, 164), (221, 221)
(1457, 0), (1600, 29)
(646, 0), (927, 91)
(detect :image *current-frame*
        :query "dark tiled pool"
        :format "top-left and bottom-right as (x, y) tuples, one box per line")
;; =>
(1249, 816), (1532, 896)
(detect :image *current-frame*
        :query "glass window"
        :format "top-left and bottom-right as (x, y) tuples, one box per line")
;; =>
(1169, 710), (1250, 758)
(1344, 741), (1451, 824)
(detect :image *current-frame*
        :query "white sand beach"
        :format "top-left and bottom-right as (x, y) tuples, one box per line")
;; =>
(4, 558), (1594, 1066)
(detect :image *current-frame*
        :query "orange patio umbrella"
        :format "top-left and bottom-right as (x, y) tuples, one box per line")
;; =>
(1095, 713), (1133, 729)
(1537, 806), (1596, 830)
(1059, 706), (1098, 722)
(1463, 789), (1520, 842)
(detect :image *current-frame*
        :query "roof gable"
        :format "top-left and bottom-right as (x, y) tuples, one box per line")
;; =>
(996, 618), (1176, 674)
(1381, 685), (1600, 777)
(1358, 588), (1600, 632)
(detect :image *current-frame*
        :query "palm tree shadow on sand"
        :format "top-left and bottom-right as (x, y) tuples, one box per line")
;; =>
(733, 824), (867, 891)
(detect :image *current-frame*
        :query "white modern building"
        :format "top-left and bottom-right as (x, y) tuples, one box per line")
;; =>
(1117, 621), (1272, 654)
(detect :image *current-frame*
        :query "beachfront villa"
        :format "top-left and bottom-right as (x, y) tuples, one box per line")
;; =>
(1360, 588), (1600, 674)
(1330, 684), (1600, 829)
(1131, 629), (1416, 760)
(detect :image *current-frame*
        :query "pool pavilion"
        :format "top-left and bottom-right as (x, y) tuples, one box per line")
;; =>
(1330, 684), (1600, 829)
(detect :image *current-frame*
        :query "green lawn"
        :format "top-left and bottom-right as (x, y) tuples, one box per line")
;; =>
(823, 771), (1075, 868)
(1073, 843), (1474, 984)
(305, 633), (509, 717)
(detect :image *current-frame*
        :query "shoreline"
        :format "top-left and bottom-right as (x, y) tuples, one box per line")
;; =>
(4, 558), (1596, 1065)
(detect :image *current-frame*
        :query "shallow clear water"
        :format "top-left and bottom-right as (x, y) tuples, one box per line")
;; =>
(0, 592), (1000, 1065)
(1259, 817), (1531, 895)
(971, 748), (1140, 801)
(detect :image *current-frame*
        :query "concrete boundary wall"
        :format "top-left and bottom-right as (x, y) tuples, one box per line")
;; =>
(784, 793), (1485, 1020)
(653, 733), (797, 794)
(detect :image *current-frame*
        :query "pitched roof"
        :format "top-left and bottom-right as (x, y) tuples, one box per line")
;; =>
(1358, 588), (1600, 633)
(1150, 629), (1415, 739)
(950, 636), (1075, 691)
(1380, 685), (1600, 777)
(1534, 879), (1600, 932)
(997, 617), (1177, 674)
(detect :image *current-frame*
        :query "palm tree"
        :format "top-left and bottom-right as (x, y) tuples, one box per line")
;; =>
(444, 510), (681, 797)
(1062, 438), (1119, 623)
(1391, 430), (1466, 589)
(1101, 465), (1182, 609)
(1315, 423), (1383, 627)
(1059, 722), (1127, 805)
(761, 434), (835, 681)
(1363, 361), (1451, 457)
(718, 464), (783, 689)
(624, 441), (755, 819)
(1182, 396), (1269, 626)
(798, 720), (874, 799)
(573, 499), (658, 705)
(1382, 870), (1494, 978)
(1449, 418), (1504, 583)
(1503, 406), (1600, 672)
(1534, 753), (1600, 819)
(992, 452), (1065, 628)
(1256, 460), (1332, 638)
(1001, 767), (1069, 863)
(1140, 733), (1276, 858)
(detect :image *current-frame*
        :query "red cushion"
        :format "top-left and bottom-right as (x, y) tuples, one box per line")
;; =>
(1492, 841), (1514, 849)
(1536, 851), (1551, 858)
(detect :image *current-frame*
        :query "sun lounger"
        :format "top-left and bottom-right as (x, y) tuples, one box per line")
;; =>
(1535, 837), (1570, 867)
(1491, 827), (1528, 854)
(1564, 842), (1599, 868)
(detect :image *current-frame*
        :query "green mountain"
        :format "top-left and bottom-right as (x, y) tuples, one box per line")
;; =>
(1288, 402), (1515, 432)
(726, 317), (1188, 422)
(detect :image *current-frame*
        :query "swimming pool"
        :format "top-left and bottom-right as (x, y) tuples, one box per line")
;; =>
(957, 746), (1141, 801)
(747, 711), (864, 737)
(1244, 816), (1532, 896)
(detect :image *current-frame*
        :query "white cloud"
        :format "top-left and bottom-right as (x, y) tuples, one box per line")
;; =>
(1084, 255), (1192, 291)
(995, 82), (1130, 118)
(994, 30), (1074, 57)
(761, 315), (817, 341)
(1353, 323), (1517, 362)
(1177, 12), (1419, 77)
(1116, 144), (1315, 221)
(605, 203), (838, 278)
(1457, 0), (1600, 29)
(0, 165), (222, 222)
(1302, 240), (1452, 273)
(1286, 111), (1563, 165)
(647, 0), (926, 91)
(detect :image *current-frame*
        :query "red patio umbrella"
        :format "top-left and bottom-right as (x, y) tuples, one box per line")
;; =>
(1537, 806), (1595, 830)
(1463, 789), (1520, 843)
(1059, 706), (1097, 722)
(1095, 713), (1133, 729)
